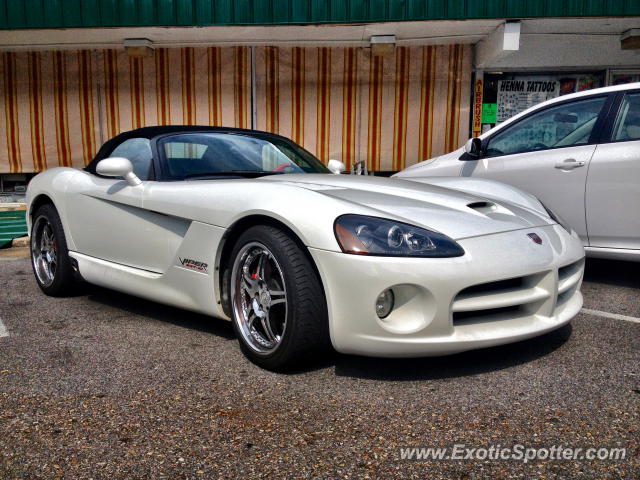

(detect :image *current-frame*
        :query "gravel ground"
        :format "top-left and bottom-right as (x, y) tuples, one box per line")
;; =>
(0, 255), (638, 479)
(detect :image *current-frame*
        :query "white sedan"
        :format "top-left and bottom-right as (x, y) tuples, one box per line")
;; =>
(396, 83), (640, 262)
(27, 127), (585, 370)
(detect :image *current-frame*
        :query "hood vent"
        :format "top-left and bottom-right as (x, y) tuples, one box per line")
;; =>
(467, 201), (497, 214)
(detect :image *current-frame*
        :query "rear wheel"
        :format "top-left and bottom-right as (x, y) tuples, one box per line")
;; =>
(31, 204), (78, 296)
(229, 225), (330, 371)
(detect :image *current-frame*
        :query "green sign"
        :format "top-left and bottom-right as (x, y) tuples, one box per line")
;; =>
(481, 103), (497, 124)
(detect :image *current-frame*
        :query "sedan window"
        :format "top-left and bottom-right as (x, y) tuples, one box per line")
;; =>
(485, 96), (607, 158)
(612, 92), (640, 142)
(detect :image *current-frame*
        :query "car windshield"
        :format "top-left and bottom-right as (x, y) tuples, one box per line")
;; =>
(158, 132), (330, 180)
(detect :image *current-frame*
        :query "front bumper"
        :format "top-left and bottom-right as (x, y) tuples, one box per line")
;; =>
(309, 224), (584, 357)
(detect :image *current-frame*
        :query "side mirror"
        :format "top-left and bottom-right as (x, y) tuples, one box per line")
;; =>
(463, 137), (482, 159)
(327, 159), (346, 175)
(96, 157), (142, 186)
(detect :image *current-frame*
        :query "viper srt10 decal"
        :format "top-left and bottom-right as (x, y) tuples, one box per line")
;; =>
(179, 257), (208, 272)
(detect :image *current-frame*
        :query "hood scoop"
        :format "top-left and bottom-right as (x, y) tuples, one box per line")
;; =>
(467, 201), (497, 215)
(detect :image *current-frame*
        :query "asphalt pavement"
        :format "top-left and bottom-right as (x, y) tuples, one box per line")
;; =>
(0, 254), (638, 479)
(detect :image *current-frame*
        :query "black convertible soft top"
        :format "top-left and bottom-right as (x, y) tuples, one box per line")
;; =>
(85, 125), (286, 174)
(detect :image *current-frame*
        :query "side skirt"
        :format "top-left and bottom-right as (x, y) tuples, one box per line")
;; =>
(69, 251), (228, 318)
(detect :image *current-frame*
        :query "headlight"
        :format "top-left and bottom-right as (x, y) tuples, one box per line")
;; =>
(540, 202), (572, 233)
(334, 215), (464, 257)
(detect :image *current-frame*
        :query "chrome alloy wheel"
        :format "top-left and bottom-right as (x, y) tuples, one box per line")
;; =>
(231, 242), (288, 354)
(32, 216), (58, 287)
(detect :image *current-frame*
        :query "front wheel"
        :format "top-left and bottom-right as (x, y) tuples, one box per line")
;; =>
(229, 225), (330, 371)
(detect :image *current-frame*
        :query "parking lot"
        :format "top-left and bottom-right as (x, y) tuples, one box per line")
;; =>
(0, 251), (638, 479)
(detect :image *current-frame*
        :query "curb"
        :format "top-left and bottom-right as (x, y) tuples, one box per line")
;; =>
(11, 236), (29, 248)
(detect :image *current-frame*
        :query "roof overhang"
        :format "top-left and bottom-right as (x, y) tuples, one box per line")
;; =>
(0, 17), (638, 70)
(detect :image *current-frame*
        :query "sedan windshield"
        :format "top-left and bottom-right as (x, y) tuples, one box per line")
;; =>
(157, 132), (330, 180)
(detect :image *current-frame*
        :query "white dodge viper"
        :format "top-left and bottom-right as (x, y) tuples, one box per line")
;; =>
(26, 126), (585, 370)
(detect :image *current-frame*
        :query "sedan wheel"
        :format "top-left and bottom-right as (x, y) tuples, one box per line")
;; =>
(229, 225), (330, 370)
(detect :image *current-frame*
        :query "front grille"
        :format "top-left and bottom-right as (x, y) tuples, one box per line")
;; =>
(457, 277), (524, 296)
(451, 273), (548, 326)
(453, 305), (524, 325)
(452, 259), (585, 326)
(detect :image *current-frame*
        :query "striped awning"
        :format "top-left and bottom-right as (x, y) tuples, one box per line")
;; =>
(0, 45), (470, 173)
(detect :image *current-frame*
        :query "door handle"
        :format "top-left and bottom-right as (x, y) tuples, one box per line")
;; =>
(554, 159), (586, 170)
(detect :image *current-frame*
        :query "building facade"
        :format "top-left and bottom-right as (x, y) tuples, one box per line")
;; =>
(0, 0), (639, 194)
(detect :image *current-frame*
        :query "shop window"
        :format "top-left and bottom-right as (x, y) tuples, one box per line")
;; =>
(609, 70), (640, 86)
(478, 72), (605, 133)
(0, 174), (30, 195)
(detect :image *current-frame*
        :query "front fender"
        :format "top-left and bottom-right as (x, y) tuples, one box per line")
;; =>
(26, 168), (80, 249)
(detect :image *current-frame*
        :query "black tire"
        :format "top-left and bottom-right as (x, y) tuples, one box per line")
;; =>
(228, 225), (330, 371)
(30, 203), (78, 297)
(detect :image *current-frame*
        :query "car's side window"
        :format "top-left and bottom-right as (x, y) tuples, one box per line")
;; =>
(109, 138), (153, 180)
(611, 92), (640, 142)
(164, 142), (208, 160)
(485, 96), (607, 158)
(260, 143), (305, 172)
(162, 138), (212, 178)
(160, 134), (267, 178)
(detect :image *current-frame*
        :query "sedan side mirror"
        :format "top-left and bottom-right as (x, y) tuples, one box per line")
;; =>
(463, 137), (482, 159)
(328, 159), (347, 175)
(96, 157), (142, 186)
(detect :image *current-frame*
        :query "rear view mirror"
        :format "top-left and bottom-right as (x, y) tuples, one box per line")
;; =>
(328, 159), (346, 174)
(96, 157), (142, 186)
(463, 138), (482, 159)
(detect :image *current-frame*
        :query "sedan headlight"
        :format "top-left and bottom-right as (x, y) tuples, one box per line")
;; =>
(334, 215), (464, 257)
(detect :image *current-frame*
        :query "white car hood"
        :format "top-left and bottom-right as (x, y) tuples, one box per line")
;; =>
(261, 174), (553, 240)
